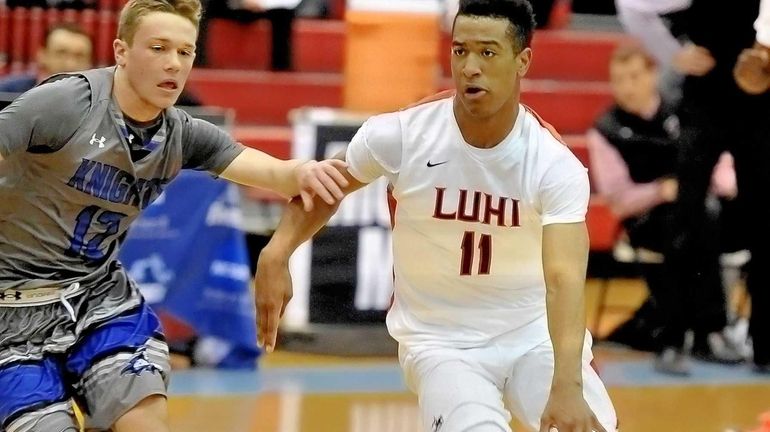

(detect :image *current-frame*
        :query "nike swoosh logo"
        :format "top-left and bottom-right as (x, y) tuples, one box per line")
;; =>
(427, 160), (448, 167)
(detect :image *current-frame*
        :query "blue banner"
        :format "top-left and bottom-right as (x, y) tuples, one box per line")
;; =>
(119, 170), (260, 369)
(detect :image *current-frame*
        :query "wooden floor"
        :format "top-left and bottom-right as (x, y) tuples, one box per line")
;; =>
(165, 279), (770, 432)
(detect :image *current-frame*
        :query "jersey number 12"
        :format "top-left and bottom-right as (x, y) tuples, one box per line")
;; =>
(66, 205), (127, 261)
(460, 231), (492, 275)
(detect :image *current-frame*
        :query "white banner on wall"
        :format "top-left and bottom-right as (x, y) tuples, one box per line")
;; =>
(283, 108), (394, 331)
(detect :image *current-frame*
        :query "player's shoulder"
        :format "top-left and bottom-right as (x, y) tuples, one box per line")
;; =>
(363, 93), (451, 146)
(392, 90), (453, 133)
(521, 105), (585, 171)
(401, 89), (455, 111)
(12, 73), (91, 118)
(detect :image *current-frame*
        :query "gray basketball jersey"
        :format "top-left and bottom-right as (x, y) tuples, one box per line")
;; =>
(0, 67), (244, 293)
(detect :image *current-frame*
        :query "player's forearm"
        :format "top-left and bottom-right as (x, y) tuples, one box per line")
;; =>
(545, 274), (586, 387)
(542, 223), (590, 388)
(219, 148), (305, 198)
(260, 195), (338, 262)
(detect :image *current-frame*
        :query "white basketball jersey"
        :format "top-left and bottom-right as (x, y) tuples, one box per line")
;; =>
(346, 96), (589, 348)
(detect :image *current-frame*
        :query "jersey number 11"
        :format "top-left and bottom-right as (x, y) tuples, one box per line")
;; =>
(460, 231), (492, 275)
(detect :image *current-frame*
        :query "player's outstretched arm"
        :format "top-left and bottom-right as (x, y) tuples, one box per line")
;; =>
(540, 222), (607, 432)
(254, 159), (367, 352)
(219, 147), (350, 211)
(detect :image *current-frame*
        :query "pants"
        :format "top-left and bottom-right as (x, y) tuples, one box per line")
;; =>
(661, 97), (770, 366)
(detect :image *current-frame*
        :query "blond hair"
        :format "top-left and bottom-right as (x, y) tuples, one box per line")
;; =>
(118, 0), (202, 45)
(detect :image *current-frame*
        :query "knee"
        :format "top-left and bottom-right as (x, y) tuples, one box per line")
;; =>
(111, 395), (169, 432)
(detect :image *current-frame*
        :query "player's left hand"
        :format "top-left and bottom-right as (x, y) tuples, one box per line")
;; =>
(294, 159), (349, 211)
(734, 44), (770, 94)
(253, 250), (293, 353)
(539, 384), (607, 432)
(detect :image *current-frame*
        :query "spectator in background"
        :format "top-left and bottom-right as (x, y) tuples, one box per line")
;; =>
(198, 0), (299, 70)
(588, 45), (743, 365)
(651, 0), (770, 376)
(0, 23), (92, 92)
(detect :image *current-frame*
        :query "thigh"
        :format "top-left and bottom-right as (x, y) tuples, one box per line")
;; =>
(403, 349), (512, 432)
(0, 357), (79, 432)
(65, 302), (170, 431)
(504, 339), (617, 432)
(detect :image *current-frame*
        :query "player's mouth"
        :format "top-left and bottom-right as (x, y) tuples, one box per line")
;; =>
(464, 85), (487, 100)
(158, 80), (179, 91)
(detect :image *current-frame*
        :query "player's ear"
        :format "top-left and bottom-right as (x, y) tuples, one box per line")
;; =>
(515, 47), (532, 78)
(113, 39), (128, 67)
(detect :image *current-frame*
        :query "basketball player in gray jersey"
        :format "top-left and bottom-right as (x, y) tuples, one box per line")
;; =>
(0, 1), (348, 431)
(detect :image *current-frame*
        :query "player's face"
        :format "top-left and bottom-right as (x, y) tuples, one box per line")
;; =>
(609, 55), (658, 115)
(451, 15), (530, 119)
(39, 30), (93, 76)
(115, 11), (197, 112)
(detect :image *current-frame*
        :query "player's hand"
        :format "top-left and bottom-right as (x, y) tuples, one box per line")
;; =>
(539, 384), (607, 432)
(254, 249), (293, 353)
(734, 44), (770, 94)
(294, 159), (349, 211)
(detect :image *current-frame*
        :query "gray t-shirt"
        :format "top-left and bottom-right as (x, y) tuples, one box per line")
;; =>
(0, 68), (245, 291)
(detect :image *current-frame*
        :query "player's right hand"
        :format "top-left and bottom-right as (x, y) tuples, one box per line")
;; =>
(254, 249), (293, 353)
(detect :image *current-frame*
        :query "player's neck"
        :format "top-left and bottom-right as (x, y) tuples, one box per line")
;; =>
(113, 68), (163, 122)
(454, 101), (518, 149)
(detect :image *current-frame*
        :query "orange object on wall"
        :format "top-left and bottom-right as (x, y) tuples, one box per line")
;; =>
(343, 8), (440, 113)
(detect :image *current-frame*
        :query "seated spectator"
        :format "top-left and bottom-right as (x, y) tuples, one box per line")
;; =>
(0, 23), (92, 92)
(588, 45), (743, 363)
(199, 0), (300, 70)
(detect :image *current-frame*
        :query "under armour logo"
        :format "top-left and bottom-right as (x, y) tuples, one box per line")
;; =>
(121, 347), (161, 377)
(431, 416), (444, 432)
(0, 290), (22, 301)
(90, 134), (106, 148)
(128, 134), (135, 145)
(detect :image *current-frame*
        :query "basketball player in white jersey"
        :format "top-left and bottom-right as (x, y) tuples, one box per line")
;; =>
(254, 0), (617, 430)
